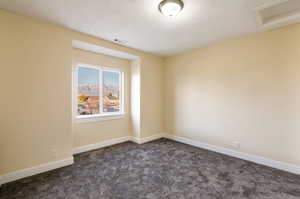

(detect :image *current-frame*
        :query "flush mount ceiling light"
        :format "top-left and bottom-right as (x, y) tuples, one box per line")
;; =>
(159, 0), (184, 17)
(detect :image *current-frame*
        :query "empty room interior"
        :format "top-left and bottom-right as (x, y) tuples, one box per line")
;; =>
(1, 0), (300, 198)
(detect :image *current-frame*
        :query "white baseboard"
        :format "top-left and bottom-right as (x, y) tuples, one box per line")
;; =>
(131, 134), (166, 144)
(0, 157), (74, 186)
(165, 134), (300, 175)
(72, 134), (165, 155)
(73, 136), (132, 155)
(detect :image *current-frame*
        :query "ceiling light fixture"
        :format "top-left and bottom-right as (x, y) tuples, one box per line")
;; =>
(159, 0), (184, 17)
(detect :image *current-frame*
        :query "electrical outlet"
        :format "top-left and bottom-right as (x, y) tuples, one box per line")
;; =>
(232, 141), (240, 149)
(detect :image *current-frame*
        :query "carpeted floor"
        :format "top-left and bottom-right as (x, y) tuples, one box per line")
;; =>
(1, 139), (300, 199)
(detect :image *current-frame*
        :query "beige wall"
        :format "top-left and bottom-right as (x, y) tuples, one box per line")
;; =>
(164, 24), (300, 166)
(0, 10), (164, 175)
(140, 58), (164, 138)
(131, 59), (141, 138)
(72, 49), (131, 148)
(0, 10), (73, 175)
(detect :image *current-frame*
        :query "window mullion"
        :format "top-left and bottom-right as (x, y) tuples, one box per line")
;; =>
(120, 72), (123, 114)
(99, 68), (103, 115)
(74, 66), (79, 119)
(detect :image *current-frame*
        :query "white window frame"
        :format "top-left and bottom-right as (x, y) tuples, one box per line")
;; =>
(73, 63), (125, 123)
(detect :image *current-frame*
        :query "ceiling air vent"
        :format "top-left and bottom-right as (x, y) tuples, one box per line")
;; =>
(255, 0), (300, 30)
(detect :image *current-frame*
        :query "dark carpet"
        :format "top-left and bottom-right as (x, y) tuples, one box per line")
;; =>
(1, 139), (300, 199)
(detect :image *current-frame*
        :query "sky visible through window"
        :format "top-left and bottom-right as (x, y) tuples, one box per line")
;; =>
(78, 67), (119, 87)
(103, 71), (119, 87)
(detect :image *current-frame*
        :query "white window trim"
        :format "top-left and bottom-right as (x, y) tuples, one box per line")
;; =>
(73, 63), (125, 123)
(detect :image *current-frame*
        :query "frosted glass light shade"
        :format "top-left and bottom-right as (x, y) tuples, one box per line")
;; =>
(159, 0), (184, 17)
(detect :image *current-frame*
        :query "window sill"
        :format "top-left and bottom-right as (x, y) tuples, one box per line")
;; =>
(74, 113), (125, 123)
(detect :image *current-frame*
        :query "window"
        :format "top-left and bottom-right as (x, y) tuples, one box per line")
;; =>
(74, 64), (124, 121)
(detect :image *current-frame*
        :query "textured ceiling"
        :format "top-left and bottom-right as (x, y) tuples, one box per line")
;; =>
(0, 0), (278, 56)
